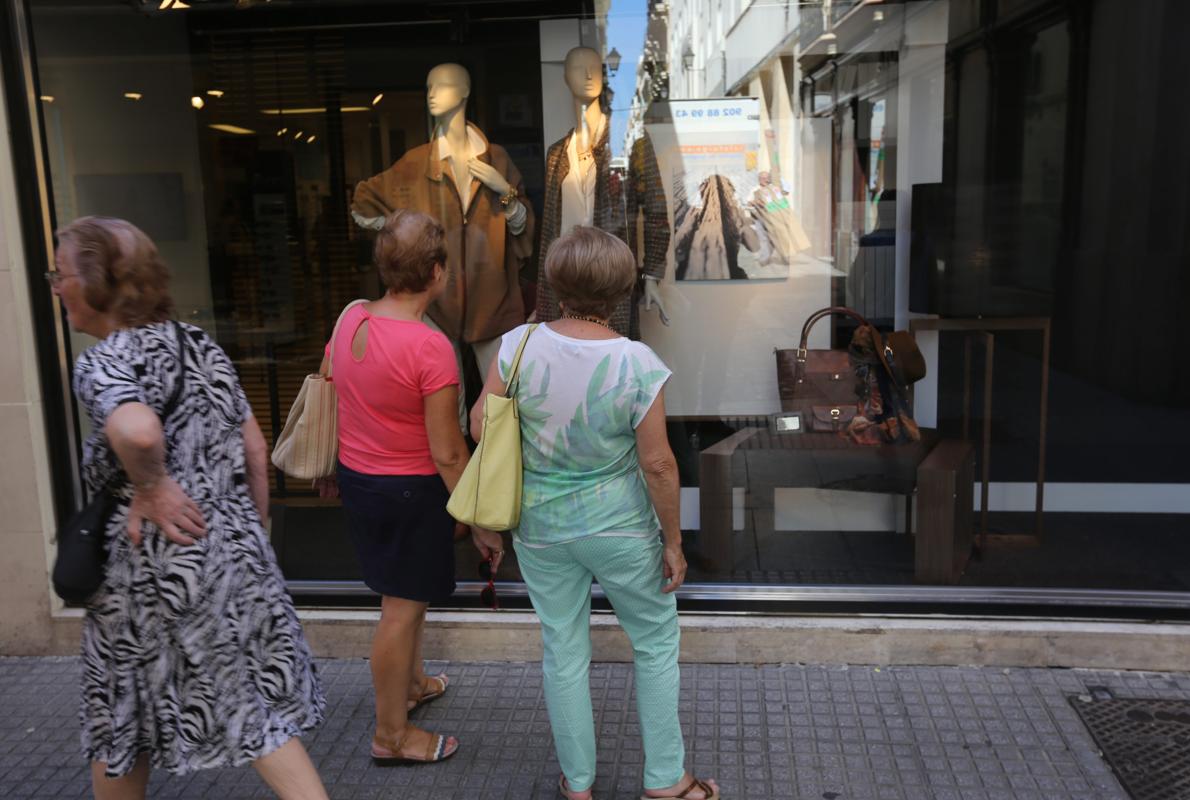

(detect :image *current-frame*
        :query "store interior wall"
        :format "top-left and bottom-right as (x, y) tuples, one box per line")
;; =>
(32, 7), (215, 360)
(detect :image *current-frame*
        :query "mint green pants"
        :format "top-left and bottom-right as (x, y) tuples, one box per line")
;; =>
(515, 535), (685, 793)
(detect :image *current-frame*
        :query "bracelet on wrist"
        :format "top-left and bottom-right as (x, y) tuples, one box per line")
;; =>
(499, 187), (518, 208)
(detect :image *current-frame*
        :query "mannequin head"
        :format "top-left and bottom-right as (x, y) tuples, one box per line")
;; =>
(563, 47), (604, 104)
(426, 63), (471, 119)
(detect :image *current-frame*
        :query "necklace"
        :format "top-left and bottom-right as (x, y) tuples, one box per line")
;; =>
(561, 311), (615, 332)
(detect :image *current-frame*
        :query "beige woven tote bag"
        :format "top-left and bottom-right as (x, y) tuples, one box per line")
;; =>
(270, 299), (367, 480)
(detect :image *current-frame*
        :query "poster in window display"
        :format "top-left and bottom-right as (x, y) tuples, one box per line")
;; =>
(647, 98), (807, 281)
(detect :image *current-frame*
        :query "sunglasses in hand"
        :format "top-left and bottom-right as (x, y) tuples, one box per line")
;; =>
(478, 557), (499, 609)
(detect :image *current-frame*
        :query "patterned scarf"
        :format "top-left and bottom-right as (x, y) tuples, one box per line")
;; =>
(846, 325), (921, 445)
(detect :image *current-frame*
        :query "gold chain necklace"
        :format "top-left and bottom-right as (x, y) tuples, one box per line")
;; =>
(561, 311), (615, 332)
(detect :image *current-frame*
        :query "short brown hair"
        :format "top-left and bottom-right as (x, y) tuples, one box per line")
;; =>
(545, 226), (636, 318)
(56, 216), (174, 327)
(373, 210), (446, 294)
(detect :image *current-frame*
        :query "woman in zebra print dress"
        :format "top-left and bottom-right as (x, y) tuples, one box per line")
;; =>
(52, 217), (328, 799)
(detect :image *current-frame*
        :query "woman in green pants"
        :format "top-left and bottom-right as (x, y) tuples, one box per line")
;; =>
(471, 226), (720, 800)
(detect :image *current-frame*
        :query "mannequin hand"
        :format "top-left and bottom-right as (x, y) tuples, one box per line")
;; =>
(642, 278), (671, 326)
(468, 159), (512, 196)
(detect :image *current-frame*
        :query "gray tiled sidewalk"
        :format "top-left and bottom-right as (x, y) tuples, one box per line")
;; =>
(3, 657), (1189, 799)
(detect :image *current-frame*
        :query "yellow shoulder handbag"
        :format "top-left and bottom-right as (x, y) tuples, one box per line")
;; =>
(447, 325), (537, 531)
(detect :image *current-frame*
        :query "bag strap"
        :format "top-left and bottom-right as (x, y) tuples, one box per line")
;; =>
(797, 306), (872, 354)
(503, 324), (539, 398)
(325, 299), (369, 378)
(792, 306), (872, 387)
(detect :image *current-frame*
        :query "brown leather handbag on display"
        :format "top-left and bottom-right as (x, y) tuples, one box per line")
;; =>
(775, 306), (926, 439)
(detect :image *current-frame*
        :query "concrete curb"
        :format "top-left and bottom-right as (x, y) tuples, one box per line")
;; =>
(292, 610), (1190, 671)
(39, 610), (1189, 670)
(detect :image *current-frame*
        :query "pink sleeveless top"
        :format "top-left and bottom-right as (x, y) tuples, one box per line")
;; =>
(327, 305), (458, 475)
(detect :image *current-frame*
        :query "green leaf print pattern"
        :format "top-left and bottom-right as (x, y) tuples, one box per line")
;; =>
(500, 348), (670, 542)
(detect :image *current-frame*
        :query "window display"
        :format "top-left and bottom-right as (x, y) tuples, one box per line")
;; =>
(19, 0), (1190, 607)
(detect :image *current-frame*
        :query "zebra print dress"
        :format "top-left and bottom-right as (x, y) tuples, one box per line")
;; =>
(73, 321), (325, 778)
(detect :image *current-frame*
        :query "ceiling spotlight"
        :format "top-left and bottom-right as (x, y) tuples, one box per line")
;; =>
(372, 93), (383, 106)
(124, 92), (143, 101)
(191, 96), (204, 109)
(261, 106), (371, 115)
(276, 127), (288, 136)
(207, 89), (225, 98)
(39, 95), (54, 103)
(306, 134), (317, 143)
(294, 130), (304, 139)
(209, 123), (255, 135)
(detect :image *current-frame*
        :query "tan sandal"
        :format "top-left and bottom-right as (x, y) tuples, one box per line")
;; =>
(640, 776), (719, 800)
(407, 673), (448, 713)
(370, 725), (458, 766)
(559, 774), (593, 799)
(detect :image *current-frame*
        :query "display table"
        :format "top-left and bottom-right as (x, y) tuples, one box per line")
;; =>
(698, 427), (940, 574)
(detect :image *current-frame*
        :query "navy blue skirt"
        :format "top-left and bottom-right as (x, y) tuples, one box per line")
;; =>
(337, 463), (457, 602)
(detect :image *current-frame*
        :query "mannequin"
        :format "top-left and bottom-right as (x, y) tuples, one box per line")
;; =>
(535, 47), (670, 338)
(352, 63), (534, 425)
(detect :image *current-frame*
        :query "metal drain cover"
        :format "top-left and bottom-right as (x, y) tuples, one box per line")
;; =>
(1070, 697), (1190, 800)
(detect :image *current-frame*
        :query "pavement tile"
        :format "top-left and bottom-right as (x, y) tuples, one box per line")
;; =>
(1, 658), (1187, 798)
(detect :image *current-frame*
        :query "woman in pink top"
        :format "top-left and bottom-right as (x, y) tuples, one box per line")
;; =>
(317, 211), (503, 765)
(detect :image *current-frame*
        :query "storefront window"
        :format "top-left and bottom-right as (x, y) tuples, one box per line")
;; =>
(24, 0), (1190, 607)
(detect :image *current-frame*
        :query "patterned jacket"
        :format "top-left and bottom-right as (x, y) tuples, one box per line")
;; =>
(534, 123), (669, 338)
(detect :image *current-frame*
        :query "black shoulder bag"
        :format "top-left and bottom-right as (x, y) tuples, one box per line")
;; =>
(52, 322), (188, 604)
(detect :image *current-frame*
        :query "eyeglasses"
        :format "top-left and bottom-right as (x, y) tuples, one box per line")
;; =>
(478, 558), (499, 609)
(44, 270), (78, 287)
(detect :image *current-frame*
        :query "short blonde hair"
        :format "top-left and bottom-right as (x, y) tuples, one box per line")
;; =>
(545, 226), (635, 319)
(373, 210), (446, 294)
(56, 216), (174, 327)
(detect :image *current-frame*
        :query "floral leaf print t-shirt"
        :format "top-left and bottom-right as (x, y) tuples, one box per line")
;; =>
(497, 323), (672, 548)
